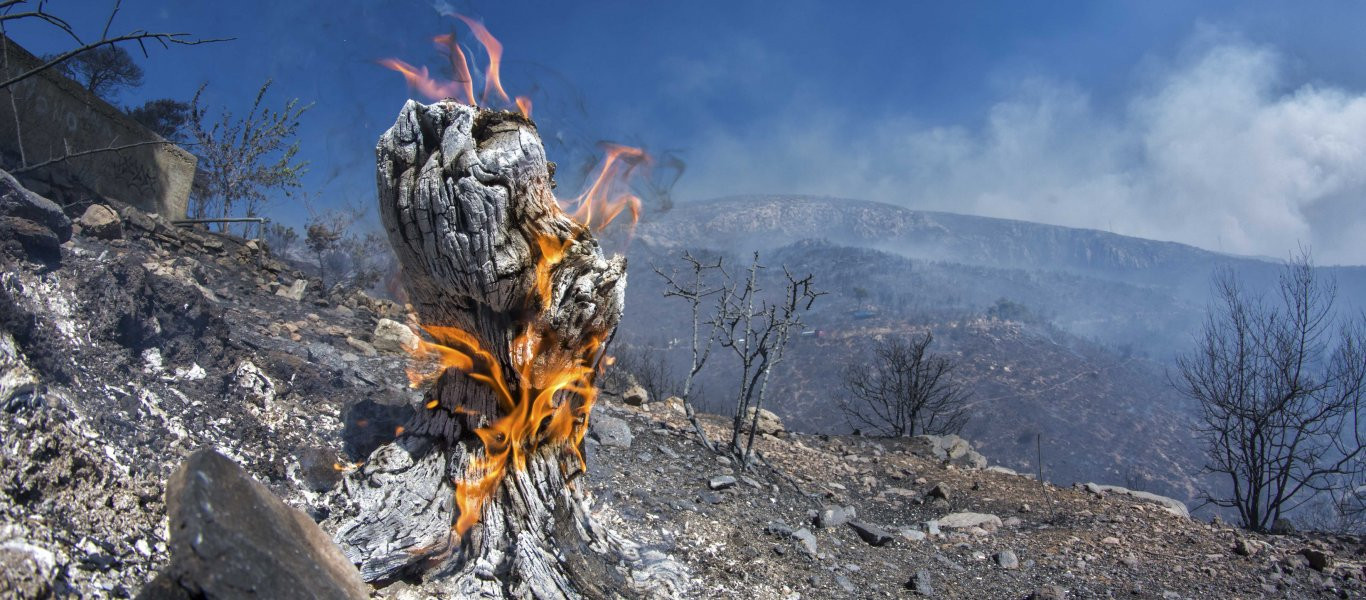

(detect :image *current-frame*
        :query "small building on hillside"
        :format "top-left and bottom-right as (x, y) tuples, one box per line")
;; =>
(0, 35), (196, 218)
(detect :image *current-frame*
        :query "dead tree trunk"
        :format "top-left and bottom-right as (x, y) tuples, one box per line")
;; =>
(332, 100), (634, 598)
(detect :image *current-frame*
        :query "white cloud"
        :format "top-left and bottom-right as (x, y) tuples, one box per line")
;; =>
(677, 38), (1366, 265)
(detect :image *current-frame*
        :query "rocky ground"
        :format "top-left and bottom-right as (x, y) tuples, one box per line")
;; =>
(1, 171), (1363, 598)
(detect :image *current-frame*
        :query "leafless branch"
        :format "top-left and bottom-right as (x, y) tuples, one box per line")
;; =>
(0, 0), (231, 91)
(9, 138), (183, 174)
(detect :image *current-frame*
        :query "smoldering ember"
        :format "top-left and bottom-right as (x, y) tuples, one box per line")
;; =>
(4, 3), (1366, 599)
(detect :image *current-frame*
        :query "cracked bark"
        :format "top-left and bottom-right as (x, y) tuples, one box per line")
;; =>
(332, 100), (630, 599)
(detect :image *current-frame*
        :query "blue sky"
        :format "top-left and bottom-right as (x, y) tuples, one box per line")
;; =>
(11, 1), (1366, 264)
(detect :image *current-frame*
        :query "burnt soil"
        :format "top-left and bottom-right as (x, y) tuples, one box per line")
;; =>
(1, 203), (1363, 599)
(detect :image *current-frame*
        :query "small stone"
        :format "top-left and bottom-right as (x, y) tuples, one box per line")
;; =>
(818, 505), (856, 528)
(1029, 586), (1066, 600)
(698, 491), (724, 505)
(848, 521), (895, 546)
(276, 279), (308, 301)
(906, 569), (933, 595)
(899, 528), (927, 543)
(1101, 536), (1121, 545)
(926, 482), (950, 502)
(623, 384), (649, 406)
(77, 204), (123, 239)
(1119, 554), (1139, 568)
(345, 336), (378, 357)
(792, 528), (818, 556)
(371, 318), (419, 353)
(708, 475), (737, 490)
(1300, 549), (1332, 571)
(834, 575), (855, 594)
(994, 549), (1019, 569)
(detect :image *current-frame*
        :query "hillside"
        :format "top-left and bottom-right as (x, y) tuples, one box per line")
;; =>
(1, 193), (1362, 598)
(3, 177), (1363, 597)
(616, 196), (1366, 508)
(634, 196), (1366, 353)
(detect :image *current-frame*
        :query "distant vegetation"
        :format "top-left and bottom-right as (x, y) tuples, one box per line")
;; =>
(838, 332), (970, 437)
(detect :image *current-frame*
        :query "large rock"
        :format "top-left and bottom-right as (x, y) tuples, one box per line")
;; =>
(371, 318), (419, 354)
(589, 413), (633, 448)
(143, 449), (367, 599)
(1083, 483), (1189, 519)
(909, 434), (987, 468)
(0, 169), (70, 242)
(0, 216), (61, 262)
(77, 204), (123, 239)
(742, 407), (785, 436)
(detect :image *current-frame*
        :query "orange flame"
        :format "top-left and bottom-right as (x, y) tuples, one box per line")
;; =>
(560, 144), (648, 233)
(454, 14), (510, 106)
(377, 58), (468, 103)
(379, 15), (530, 118)
(403, 241), (605, 539)
(432, 33), (475, 105)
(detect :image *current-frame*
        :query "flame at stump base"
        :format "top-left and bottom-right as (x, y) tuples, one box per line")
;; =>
(331, 100), (643, 599)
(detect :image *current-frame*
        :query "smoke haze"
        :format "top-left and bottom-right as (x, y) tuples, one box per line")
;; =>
(677, 35), (1366, 265)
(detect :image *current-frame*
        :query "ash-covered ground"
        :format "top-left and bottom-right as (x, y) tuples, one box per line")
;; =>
(1, 175), (1363, 598)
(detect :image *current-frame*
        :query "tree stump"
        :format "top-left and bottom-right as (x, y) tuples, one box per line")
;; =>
(332, 100), (637, 598)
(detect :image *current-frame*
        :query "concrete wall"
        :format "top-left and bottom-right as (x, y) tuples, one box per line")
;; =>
(0, 36), (196, 219)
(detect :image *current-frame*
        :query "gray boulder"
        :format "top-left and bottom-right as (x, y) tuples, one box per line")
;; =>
(910, 434), (987, 468)
(146, 449), (368, 599)
(590, 413), (633, 448)
(848, 521), (895, 546)
(0, 170), (70, 242)
(817, 504), (856, 528)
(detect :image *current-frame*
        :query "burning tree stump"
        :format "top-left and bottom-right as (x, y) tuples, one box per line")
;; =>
(333, 100), (633, 598)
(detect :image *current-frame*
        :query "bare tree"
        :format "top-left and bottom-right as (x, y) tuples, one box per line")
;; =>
(187, 80), (310, 232)
(714, 253), (821, 467)
(1175, 251), (1366, 532)
(654, 250), (726, 451)
(838, 332), (970, 437)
